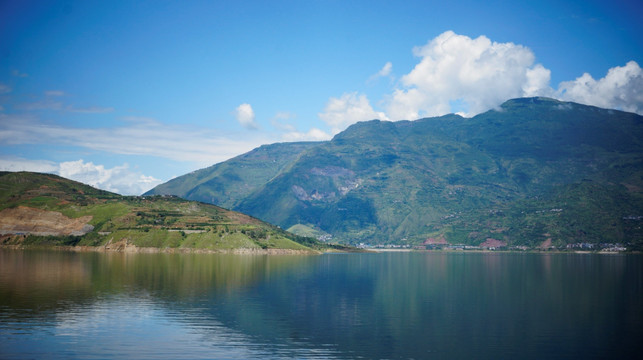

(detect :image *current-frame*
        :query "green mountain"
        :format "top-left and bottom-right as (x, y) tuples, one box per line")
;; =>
(146, 98), (643, 248)
(0, 171), (334, 253)
(147, 141), (320, 209)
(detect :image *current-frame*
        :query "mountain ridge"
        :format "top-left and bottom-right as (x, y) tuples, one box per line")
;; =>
(147, 97), (643, 248)
(148, 141), (321, 209)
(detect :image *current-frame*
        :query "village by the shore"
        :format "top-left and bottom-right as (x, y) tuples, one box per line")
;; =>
(357, 239), (629, 253)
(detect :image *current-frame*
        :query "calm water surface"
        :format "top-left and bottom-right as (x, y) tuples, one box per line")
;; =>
(1, 249), (641, 359)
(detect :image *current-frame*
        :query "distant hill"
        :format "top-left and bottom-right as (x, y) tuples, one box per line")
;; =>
(146, 98), (643, 249)
(0, 171), (337, 253)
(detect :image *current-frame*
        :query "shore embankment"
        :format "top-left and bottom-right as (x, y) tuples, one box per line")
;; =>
(0, 243), (320, 255)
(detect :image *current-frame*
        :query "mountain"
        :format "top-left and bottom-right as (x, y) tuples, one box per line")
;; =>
(0, 171), (336, 253)
(146, 141), (320, 209)
(146, 98), (643, 248)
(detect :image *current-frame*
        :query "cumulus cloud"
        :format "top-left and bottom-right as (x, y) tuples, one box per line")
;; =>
(0, 157), (162, 195)
(318, 92), (388, 134)
(385, 31), (552, 119)
(234, 103), (258, 129)
(57, 160), (162, 195)
(379, 32), (641, 118)
(556, 61), (643, 114)
(524, 64), (552, 97)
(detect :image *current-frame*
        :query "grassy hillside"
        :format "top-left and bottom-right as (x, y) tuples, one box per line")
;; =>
(147, 98), (643, 249)
(0, 171), (334, 252)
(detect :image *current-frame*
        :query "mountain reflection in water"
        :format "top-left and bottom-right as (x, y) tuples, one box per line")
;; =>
(1, 249), (641, 359)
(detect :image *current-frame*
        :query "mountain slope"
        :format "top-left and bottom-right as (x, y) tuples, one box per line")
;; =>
(148, 98), (643, 248)
(144, 141), (321, 209)
(0, 171), (331, 253)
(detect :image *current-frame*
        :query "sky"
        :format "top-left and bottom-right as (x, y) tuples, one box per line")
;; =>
(1, 0), (642, 195)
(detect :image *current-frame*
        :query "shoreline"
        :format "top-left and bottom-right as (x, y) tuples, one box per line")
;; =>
(359, 247), (637, 255)
(0, 244), (320, 255)
(414, 248), (636, 255)
(368, 248), (414, 252)
(2, 244), (635, 256)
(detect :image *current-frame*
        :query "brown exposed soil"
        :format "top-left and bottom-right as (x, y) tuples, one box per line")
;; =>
(102, 238), (138, 252)
(424, 236), (447, 245)
(0, 206), (93, 236)
(480, 238), (507, 248)
(539, 238), (552, 249)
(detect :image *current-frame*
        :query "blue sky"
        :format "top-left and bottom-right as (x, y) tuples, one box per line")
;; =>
(1, 0), (641, 194)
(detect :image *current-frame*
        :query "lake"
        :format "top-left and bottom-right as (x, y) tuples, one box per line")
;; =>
(1, 249), (641, 359)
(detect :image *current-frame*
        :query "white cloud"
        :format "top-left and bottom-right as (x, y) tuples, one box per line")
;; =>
(556, 61), (643, 114)
(378, 62), (393, 77)
(270, 111), (331, 141)
(368, 62), (393, 83)
(379, 32), (641, 118)
(271, 111), (297, 132)
(58, 160), (162, 195)
(0, 157), (58, 173)
(0, 157), (162, 195)
(120, 116), (160, 125)
(273, 111), (294, 120)
(281, 128), (331, 142)
(0, 113), (269, 167)
(385, 31), (552, 119)
(234, 103), (258, 129)
(318, 92), (388, 134)
(524, 64), (553, 97)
